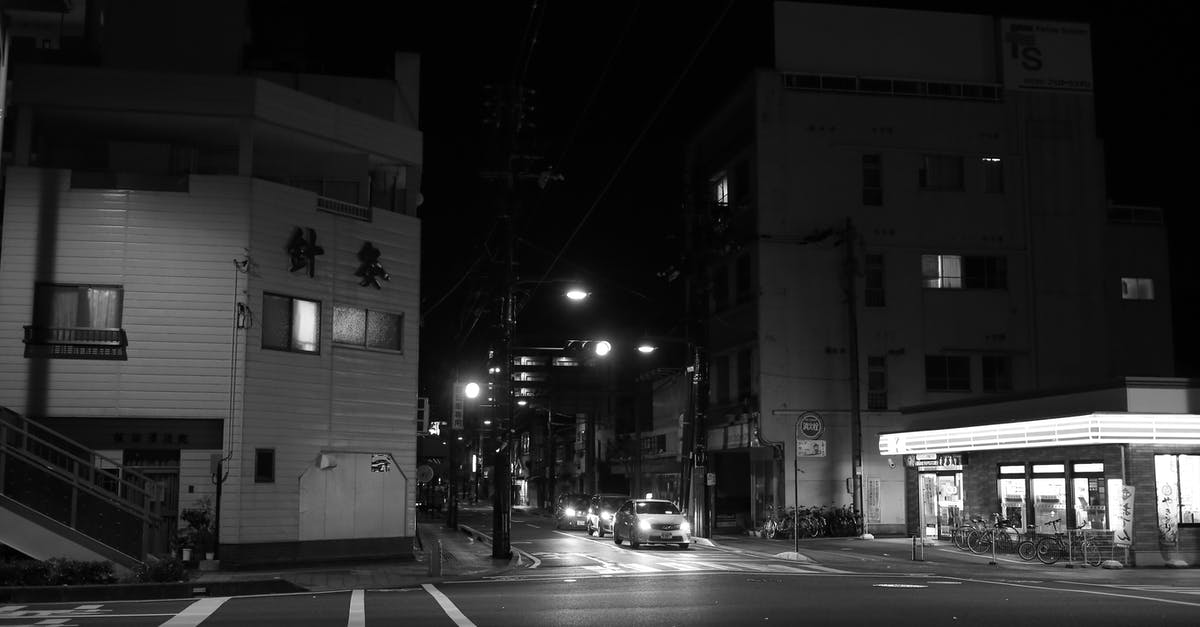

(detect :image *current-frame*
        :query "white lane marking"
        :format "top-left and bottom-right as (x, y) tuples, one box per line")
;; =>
(346, 589), (365, 627)
(959, 577), (1200, 608)
(422, 584), (477, 627)
(619, 563), (660, 573)
(159, 597), (232, 626)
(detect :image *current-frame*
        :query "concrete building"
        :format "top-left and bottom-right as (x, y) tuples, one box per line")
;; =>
(0, 2), (422, 568)
(681, 3), (1195, 565)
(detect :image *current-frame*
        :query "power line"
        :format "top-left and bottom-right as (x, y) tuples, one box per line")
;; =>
(528, 0), (737, 300)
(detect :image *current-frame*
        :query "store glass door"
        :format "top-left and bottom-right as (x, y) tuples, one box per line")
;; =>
(936, 473), (963, 538)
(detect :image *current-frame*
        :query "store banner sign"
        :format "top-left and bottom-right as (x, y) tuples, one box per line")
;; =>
(1115, 483), (1135, 548)
(910, 453), (964, 471)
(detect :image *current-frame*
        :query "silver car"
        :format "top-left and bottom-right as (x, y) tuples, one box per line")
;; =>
(612, 498), (691, 549)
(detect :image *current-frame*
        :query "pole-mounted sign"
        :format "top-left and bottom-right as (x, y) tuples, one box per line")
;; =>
(798, 412), (823, 439)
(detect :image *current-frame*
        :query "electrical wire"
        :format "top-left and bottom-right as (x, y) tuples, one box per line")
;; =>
(528, 0), (737, 301)
(551, 0), (641, 172)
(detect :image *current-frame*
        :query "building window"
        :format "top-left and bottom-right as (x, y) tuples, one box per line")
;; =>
(26, 283), (127, 360)
(922, 254), (962, 288)
(735, 254), (752, 304)
(919, 154), (964, 190)
(736, 348), (752, 402)
(982, 355), (1013, 392)
(981, 157), (1003, 193)
(262, 293), (320, 353)
(865, 254), (885, 306)
(925, 355), (970, 392)
(862, 154), (882, 205)
(732, 160), (751, 207)
(333, 305), (403, 352)
(922, 255), (1006, 289)
(1120, 277), (1155, 300)
(254, 448), (275, 483)
(712, 173), (729, 208)
(714, 354), (731, 404)
(711, 266), (729, 312)
(867, 356), (887, 410)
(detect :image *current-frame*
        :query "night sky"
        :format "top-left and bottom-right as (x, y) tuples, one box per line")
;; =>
(277, 1), (1199, 410)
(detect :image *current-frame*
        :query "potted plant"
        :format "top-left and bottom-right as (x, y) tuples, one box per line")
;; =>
(180, 497), (216, 562)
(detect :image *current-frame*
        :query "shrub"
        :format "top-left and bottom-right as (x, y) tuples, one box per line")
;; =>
(130, 556), (188, 583)
(0, 558), (116, 586)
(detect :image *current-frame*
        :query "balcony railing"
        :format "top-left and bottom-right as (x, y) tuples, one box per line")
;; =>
(316, 195), (372, 221)
(24, 326), (128, 360)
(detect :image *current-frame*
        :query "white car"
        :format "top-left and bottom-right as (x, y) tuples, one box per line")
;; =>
(612, 498), (691, 549)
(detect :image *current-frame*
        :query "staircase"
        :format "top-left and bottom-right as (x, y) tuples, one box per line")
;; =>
(0, 407), (161, 568)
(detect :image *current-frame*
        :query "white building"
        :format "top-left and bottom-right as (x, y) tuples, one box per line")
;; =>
(683, 3), (1189, 562)
(0, 2), (422, 568)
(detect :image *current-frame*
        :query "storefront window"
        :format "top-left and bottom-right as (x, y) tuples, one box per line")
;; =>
(1031, 464), (1066, 531)
(1155, 454), (1200, 546)
(999, 476), (1026, 529)
(1072, 461), (1107, 530)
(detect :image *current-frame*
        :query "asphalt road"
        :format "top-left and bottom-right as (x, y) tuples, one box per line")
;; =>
(3, 509), (1198, 626)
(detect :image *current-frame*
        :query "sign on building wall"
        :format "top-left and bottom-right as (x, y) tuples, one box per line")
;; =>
(796, 438), (826, 459)
(866, 478), (881, 524)
(1115, 483), (1135, 548)
(1000, 19), (1094, 92)
(906, 453), (964, 471)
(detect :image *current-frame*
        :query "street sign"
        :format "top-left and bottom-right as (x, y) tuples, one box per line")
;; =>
(798, 412), (824, 438)
(797, 439), (827, 458)
(416, 464), (434, 483)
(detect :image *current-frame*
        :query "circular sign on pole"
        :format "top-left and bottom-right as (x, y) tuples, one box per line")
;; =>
(799, 412), (824, 439)
(416, 464), (434, 483)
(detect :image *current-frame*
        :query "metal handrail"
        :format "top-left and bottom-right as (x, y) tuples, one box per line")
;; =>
(23, 326), (127, 346)
(0, 409), (160, 525)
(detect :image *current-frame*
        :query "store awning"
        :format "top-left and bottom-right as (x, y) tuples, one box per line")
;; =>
(879, 412), (1200, 455)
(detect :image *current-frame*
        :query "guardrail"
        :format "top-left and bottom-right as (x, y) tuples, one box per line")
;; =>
(0, 408), (161, 562)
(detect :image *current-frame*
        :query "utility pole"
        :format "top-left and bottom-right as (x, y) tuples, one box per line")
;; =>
(843, 217), (865, 536)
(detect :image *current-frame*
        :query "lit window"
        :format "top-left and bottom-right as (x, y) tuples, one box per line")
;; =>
(27, 283), (128, 360)
(981, 157), (1003, 193)
(712, 174), (729, 207)
(263, 293), (320, 353)
(922, 255), (1006, 289)
(333, 304), (403, 351)
(1121, 277), (1155, 300)
(919, 154), (964, 190)
(922, 254), (962, 289)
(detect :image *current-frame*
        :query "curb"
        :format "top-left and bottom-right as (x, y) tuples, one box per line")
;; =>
(0, 579), (305, 603)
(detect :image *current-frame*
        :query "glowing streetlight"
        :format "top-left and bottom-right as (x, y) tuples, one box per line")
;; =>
(565, 288), (590, 301)
(593, 340), (612, 357)
(637, 343), (657, 354)
(464, 381), (481, 399)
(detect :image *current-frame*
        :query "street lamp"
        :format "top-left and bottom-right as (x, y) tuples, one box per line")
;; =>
(449, 379), (481, 530)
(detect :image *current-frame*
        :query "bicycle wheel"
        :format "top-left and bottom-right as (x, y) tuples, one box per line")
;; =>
(968, 530), (992, 554)
(1081, 540), (1103, 567)
(763, 521), (777, 540)
(952, 527), (970, 550)
(1016, 539), (1037, 561)
(1035, 537), (1062, 565)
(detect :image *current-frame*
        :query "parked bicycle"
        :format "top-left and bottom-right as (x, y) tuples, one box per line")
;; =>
(1034, 518), (1102, 566)
(759, 505), (794, 539)
(952, 515), (987, 551)
(967, 513), (1022, 555)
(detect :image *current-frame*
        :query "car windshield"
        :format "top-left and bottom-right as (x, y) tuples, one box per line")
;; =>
(568, 498), (589, 509)
(636, 501), (679, 515)
(600, 497), (626, 509)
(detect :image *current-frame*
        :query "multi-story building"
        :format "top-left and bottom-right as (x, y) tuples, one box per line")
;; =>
(681, 3), (1197, 565)
(0, 2), (422, 568)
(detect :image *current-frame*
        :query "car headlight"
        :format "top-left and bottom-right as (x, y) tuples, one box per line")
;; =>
(681, 521), (691, 534)
(602, 511), (612, 521)
(638, 519), (652, 531)
(565, 508), (576, 517)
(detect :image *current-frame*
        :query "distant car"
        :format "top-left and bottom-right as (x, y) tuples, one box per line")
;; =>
(554, 493), (591, 530)
(585, 493), (629, 537)
(612, 498), (691, 549)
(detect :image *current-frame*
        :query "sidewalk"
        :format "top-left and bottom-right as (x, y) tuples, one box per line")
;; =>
(191, 517), (522, 593)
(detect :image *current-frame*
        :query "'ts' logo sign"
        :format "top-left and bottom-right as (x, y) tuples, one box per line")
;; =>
(1006, 27), (1044, 71)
